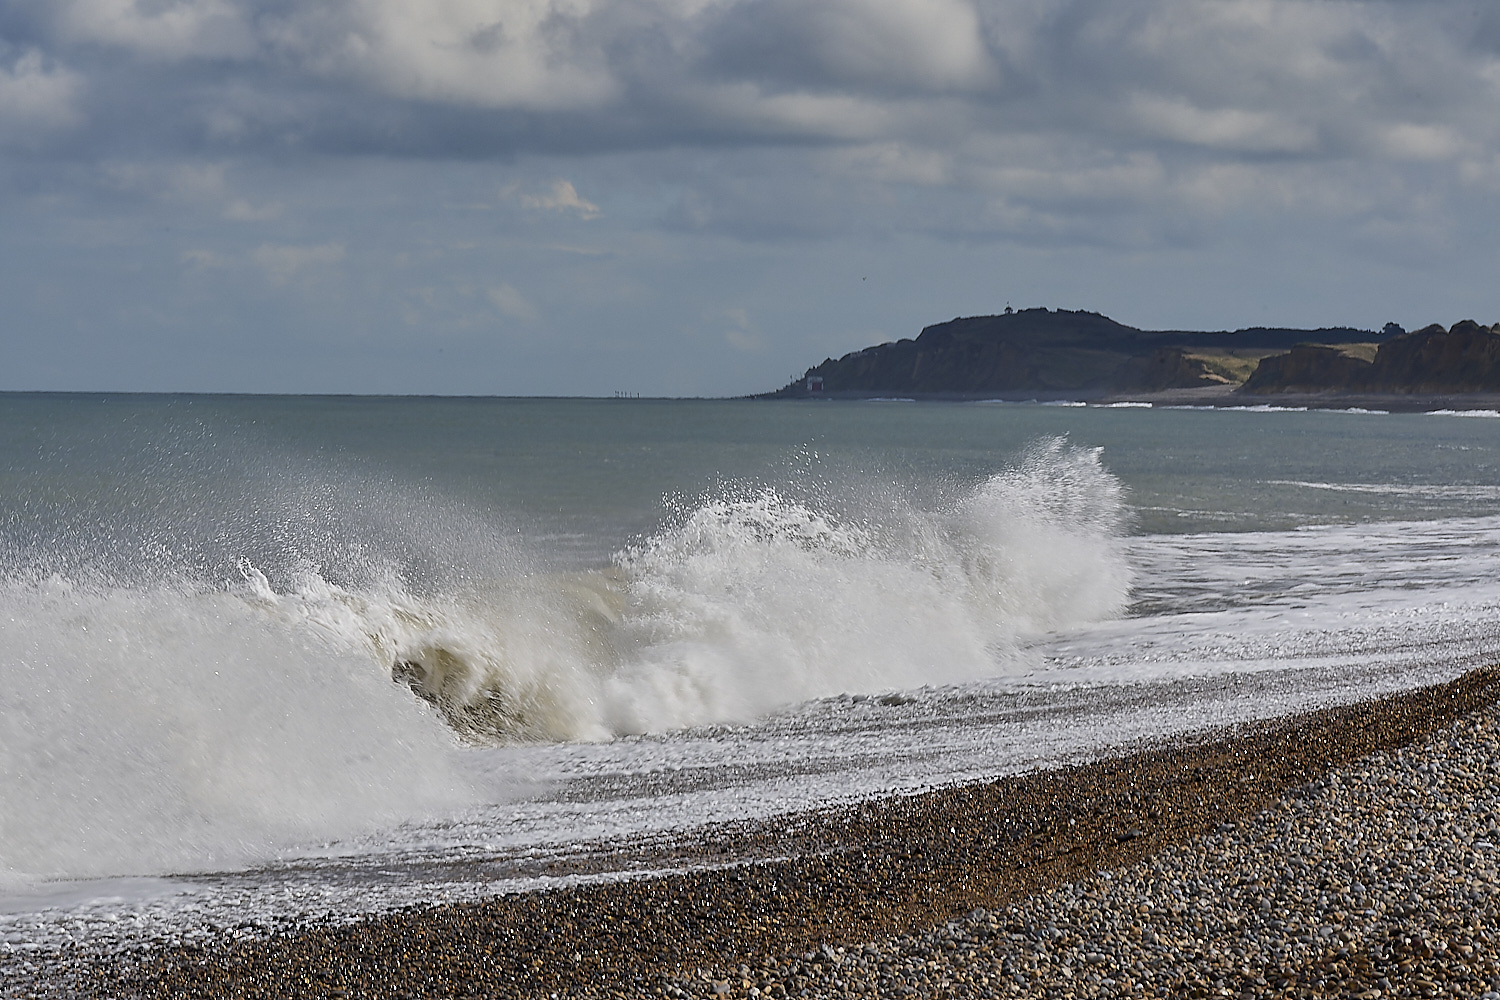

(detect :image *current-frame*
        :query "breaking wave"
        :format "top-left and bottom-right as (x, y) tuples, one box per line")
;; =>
(0, 437), (1129, 879)
(0, 574), (475, 882)
(323, 437), (1131, 740)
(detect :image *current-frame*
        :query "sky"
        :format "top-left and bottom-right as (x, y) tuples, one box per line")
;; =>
(1, 0), (1498, 396)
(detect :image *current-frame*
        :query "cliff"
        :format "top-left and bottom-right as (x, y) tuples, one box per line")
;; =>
(770, 309), (1380, 397)
(1365, 321), (1500, 392)
(1243, 321), (1500, 394)
(1240, 345), (1375, 394)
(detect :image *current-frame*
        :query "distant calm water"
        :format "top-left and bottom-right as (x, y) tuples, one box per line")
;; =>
(3, 394), (1499, 956)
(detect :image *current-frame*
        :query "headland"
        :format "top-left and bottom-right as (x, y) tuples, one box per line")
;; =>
(759, 309), (1500, 409)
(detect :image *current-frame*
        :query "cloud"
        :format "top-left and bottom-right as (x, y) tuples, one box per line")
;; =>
(1127, 95), (1316, 154)
(180, 247), (228, 270)
(486, 282), (538, 319)
(51, 0), (258, 61)
(1372, 122), (1468, 163)
(167, 161), (227, 200)
(95, 158), (285, 220)
(0, 50), (83, 142)
(825, 142), (952, 186)
(8, 1), (1496, 168)
(224, 197), (282, 220)
(705, 0), (996, 94)
(3, 0), (1500, 251)
(268, 0), (621, 111)
(719, 307), (765, 352)
(253, 241), (346, 284)
(517, 179), (601, 218)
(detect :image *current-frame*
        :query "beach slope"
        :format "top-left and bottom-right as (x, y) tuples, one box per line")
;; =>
(62, 667), (1500, 1000)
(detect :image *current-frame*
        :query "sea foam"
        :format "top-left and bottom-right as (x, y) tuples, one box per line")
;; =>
(0, 575), (474, 882)
(0, 437), (1129, 880)
(380, 437), (1131, 740)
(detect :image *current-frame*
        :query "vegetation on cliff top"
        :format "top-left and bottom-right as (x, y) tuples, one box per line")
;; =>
(767, 309), (1500, 398)
(767, 308), (1383, 397)
(1241, 321), (1500, 395)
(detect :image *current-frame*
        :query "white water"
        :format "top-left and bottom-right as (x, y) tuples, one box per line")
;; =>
(0, 577), (476, 883)
(232, 438), (1130, 750)
(0, 439), (1129, 882)
(7, 510), (1498, 970)
(4, 398), (1500, 982)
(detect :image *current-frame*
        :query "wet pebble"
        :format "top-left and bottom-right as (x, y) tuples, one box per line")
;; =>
(13, 668), (1500, 1000)
(668, 704), (1500, 999)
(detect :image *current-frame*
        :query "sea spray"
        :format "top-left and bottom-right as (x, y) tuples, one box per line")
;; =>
(244, 560), (621, 745)
(945, 436), (1132, 632)
(388, 437), (1132, 739)
(0, 575), (475, 882)
(0, 432), (1129, 880)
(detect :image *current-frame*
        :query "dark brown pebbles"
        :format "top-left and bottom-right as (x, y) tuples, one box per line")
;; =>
(50, 667), (1500, 999)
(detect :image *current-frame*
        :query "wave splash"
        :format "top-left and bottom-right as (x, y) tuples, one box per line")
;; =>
(376, 438), (1132, 741)
(0, 437), (1128, 880)
(0, 575), (475, 882)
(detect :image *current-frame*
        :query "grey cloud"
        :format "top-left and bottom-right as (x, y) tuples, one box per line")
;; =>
(0, 46), (84, 143)
(701, 0), (998, 96)
(0, 2), (1487, 147)
(2, 0), (1499, 250)
(49, 0), (261, 61)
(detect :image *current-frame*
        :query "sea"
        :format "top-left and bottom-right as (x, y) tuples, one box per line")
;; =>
(2, 394), (1499, 973)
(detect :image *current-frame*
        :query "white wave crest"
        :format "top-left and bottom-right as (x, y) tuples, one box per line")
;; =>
(376, 438), (1132, 740)
(0, 438), (1131, 880)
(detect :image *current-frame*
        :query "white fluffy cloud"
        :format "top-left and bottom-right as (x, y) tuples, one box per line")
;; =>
(517, 178), (601, 217)
(273, 0), (621, 110)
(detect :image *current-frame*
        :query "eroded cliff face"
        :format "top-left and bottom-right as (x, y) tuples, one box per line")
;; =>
(1240, 345), (1374, 394)
(1242, 322), (1500, 394)
(1366, 321), (1500, 392)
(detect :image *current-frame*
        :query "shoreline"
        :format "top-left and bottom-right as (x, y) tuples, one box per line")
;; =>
(49, 667), (1499, 999)
(752, 386), (1500, 412)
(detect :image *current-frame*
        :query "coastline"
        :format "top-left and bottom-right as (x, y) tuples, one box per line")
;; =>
(1111, 387), (1500, 412)
(49, 667), (1499, 1000)
(752, 386), (1500, 412)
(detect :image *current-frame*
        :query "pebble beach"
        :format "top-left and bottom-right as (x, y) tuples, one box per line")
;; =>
(666, 682), (1500, 1000)
(11, 667), (1500, 999)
